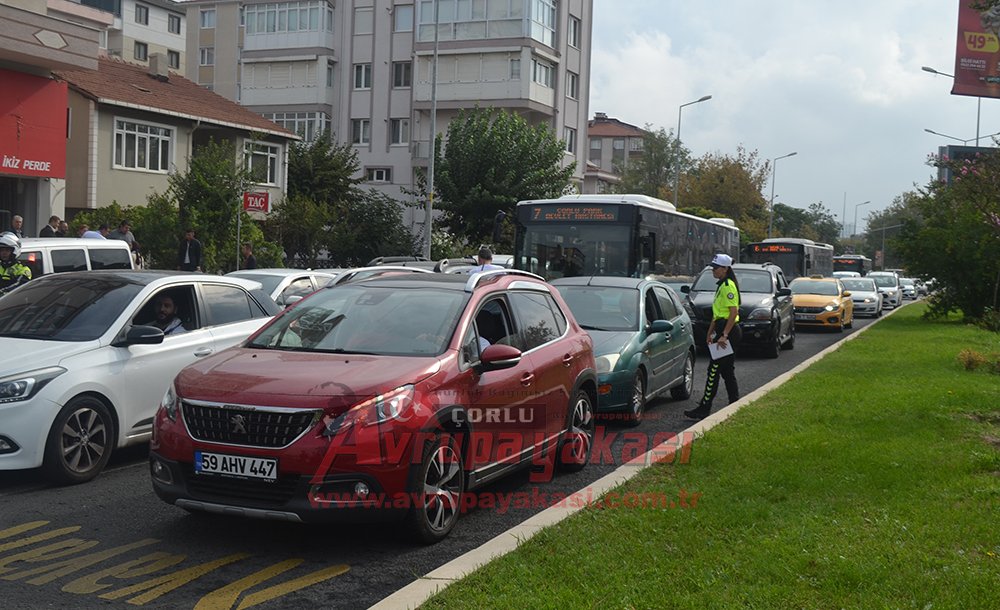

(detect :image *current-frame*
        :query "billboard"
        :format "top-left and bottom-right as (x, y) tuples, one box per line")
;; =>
(953, 0), (1000, 98)
(0, 69), (68, 178)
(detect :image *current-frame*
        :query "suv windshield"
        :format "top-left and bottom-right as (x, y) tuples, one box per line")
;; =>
(0, 276), (142, 341)
(692, 269), (773, 293)
(249, 285), (469, 356)
(790, 280), (839, 296)
(841, 279), (876, 292)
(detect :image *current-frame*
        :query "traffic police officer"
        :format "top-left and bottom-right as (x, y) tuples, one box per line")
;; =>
(685, 253), (741, 419)
(0, 232), (32, 295)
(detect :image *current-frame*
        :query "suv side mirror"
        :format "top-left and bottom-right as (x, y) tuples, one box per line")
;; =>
(680, 285), (690, 294)
(776, 287), (791, 297)
(478, 344), (522, 372)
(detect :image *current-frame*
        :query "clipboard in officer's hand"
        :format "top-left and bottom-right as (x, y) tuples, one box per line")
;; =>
(708, 340), (734, 360)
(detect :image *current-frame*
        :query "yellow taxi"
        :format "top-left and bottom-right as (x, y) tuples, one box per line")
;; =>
(789, 276), (854, 332)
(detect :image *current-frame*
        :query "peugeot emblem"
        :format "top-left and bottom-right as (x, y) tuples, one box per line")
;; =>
(231, 414), (247, 435)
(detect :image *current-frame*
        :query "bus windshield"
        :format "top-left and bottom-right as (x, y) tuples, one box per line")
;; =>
(519, 224), (631, 279)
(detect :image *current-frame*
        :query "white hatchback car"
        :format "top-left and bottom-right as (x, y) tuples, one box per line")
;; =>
(0, 270), (281, 484)
(226, 268), (340, 307)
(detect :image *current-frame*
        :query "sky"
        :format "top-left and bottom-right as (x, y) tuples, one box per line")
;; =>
(589, 0), (993, 234)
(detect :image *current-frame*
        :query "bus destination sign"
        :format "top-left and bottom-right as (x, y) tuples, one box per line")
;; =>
(753, 244), (796, 253)
(531, 205), (619, 222)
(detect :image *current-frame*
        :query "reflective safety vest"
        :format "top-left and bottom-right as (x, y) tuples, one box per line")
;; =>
(0, 262), (32, 292)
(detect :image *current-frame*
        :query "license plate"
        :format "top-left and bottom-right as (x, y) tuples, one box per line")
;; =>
(795, 313), (815, 321)
(194, 451), (277, 481)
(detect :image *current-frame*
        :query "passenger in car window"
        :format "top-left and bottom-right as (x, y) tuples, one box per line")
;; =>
(151, 295), (187, 335)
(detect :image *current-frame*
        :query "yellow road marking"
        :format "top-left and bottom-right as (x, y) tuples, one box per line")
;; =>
(0, 526), (82, 554)
(0, 521), (50, 540)
(7, 539), (159, 585)
(99, 553), (251, 605)
(63, 552), (186, 594)
(0, 539), (98, 575)
(235, 563), (351, 610)
(193, 559), (303, 610)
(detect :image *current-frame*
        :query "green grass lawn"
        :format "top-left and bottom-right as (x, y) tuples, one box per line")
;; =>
(422, 304), (1000, 609)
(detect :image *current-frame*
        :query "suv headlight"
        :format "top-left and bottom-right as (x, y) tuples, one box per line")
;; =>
(323, 384), (415, 437)
(747, 307), (772, 321)
(824, 303), (838, 312)
(159, 383), (179, 421)
(0, 367), (66, 404)
(596, 353), (621, 373)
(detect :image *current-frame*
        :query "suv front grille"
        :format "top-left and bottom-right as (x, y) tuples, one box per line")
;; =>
(182, 401), (320, 448)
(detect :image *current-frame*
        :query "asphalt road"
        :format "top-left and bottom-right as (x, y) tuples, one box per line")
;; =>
(0, 313), (885, 610)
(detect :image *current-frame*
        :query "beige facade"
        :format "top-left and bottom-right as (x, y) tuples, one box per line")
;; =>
(183, 0), (593, 230)
(583, 112), (648, 194)
(80, 0), (187, 69)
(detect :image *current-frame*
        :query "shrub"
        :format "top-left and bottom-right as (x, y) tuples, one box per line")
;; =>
(958, 349), (988, 371)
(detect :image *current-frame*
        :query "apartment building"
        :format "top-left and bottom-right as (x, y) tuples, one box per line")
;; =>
(181, 0), (592, 228)
(80, 0), (187, 70)
(583, 112), (647, 194)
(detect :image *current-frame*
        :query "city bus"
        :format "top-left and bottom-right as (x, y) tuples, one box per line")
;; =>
(743, 237), (833, 279)
(832, 254), (873, 276)
(512, 194), (740, 280)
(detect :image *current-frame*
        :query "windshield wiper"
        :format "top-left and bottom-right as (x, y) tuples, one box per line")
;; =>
(579, 324), (615, 332)
(326, 348), (380, 355)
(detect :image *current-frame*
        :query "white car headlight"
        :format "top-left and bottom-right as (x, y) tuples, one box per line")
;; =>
(0, 367), (66, 404)
(159, 383), (179, 421)
(824, 303), (837, 312)
(596, 353), (621, 373)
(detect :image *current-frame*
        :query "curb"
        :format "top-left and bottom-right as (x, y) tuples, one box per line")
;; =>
(369, 301), (914, 610)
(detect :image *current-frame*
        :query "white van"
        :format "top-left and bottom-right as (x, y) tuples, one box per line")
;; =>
(18, 237), (135, 278)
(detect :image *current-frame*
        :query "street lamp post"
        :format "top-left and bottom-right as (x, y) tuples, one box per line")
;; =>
(922, 66), (981, 146)
(767, 151), (798, 238)
(924, 127), (1000, 145)
(853, 200), (871, 238)
(672, 95), (712, 207)
(422, 0), (441, 259)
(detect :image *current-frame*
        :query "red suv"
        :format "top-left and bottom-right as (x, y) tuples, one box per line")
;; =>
(151, 270), (597, 542)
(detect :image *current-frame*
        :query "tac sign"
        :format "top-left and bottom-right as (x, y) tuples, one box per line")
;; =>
(243, 191), (270, 214)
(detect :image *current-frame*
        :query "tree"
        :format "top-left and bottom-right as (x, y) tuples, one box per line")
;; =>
(287, 133), (360, 207)
(266, 194), (330, 267)
(894, 153), (1000, 321)
(616, 125), (690, 199)
(326, 189), (418, 267)
(682, 146), (771, 242)
(168, 138), (254, 273)
(435, 107), (575, 249)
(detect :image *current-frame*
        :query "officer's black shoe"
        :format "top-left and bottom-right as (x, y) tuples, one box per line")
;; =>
(683, 406), (711, 419)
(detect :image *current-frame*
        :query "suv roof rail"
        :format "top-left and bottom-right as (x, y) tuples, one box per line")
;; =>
(464, 269), (545, 292)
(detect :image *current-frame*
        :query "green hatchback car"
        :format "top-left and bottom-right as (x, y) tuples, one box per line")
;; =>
(552, 276), (696, 426)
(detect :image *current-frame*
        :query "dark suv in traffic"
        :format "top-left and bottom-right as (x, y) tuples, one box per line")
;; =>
(151, 270), (597, 543)
(682, 263), (795, 358)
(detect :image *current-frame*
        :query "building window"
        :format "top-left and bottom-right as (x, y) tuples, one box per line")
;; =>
(510, 58), (521, 79)
(390, 118), (410, 145)
(530, 0), (556, 47)
(327, 64), (334, 88)
(532, 59), (553, 88)
(114, 119), (172, 172)
(589, 137), (602, 161)
(366, 167), (392, 183)
(392, 61), (412, 88)
(134, 42), (148, 61)
(353, 63), (372, 89)
(394, 5), (414, 32)
(564, 127), (576, 155)
(135, 4), (149, 25)
(168, 50), (180, 69)
(200, 9), (216, 29)
(568, 16), (581, 48)
(169, 14), (181, 34)
(245, 1), (333, 35)
(629, 138), (644, 152)
(354, 7), (373, 34)
(199, 47), (215, 66)
(244, 142), (279, 185)
(352, 119), (371, 144)
(612, 137), (625, 163)
(566, 71), (579, 99)
(263, 111), (330, 142)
